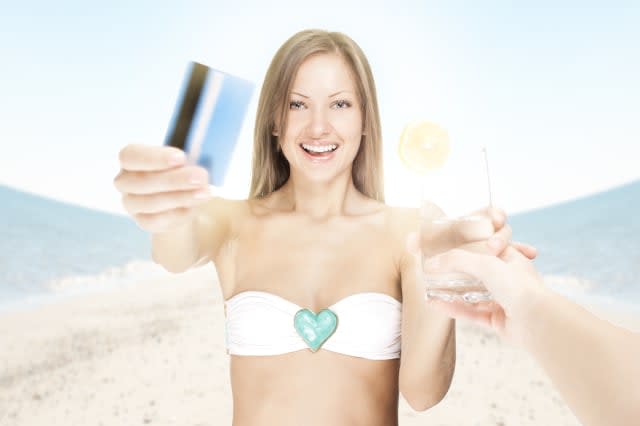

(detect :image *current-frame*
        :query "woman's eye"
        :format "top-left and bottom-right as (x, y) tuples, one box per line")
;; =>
(289, 100), (306, 110)
(334, 100), (352, 109)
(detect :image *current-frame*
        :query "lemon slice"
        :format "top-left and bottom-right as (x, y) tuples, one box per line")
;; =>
(398, 121), (450, 174)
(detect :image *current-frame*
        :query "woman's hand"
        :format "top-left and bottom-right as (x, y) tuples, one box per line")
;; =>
(113, 144), (212, 233)
(485, 207), (537, 260)
(419, 205), (536, 262)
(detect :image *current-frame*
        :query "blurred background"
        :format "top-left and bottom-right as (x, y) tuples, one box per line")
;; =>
(1, 0), (638, 310)
(2, 0), (639, 213)
(0, 1), (638, 424)
(0, 0), (640, 426)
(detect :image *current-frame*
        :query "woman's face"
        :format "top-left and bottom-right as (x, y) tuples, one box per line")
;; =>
(277, 53), (364, 183)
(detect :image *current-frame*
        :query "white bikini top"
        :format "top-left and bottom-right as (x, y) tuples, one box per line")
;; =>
(224, 291), (402, 360)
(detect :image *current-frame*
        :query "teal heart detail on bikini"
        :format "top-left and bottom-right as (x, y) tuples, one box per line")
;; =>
(293, 308), (338, 352)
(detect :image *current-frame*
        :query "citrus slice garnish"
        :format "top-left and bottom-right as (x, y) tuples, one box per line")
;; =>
(398, 121), (450, 174)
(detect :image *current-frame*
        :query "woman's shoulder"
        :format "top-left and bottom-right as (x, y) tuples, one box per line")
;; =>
(377, 205), (420, 270)
(194, 196), (253, 237)
(204, 193), (291, 221)
(199, 195), (249, 216)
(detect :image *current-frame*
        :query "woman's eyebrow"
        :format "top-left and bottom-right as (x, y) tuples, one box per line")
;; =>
(329, 90), (352, 97)
(291, 90), (353, 98)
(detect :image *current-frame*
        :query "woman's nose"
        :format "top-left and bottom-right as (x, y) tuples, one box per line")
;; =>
(308, 109), (331, 138)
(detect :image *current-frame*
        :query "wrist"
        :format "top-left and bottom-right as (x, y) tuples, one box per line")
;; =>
(152, 216), (196, 238)
(509, 283), (554, 347)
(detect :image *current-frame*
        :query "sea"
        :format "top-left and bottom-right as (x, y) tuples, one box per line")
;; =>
(0, 181), (638, 314)
(0, 185), (162, 312)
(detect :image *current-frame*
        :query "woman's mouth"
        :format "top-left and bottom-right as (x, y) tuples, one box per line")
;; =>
(300, 143), (339, 160)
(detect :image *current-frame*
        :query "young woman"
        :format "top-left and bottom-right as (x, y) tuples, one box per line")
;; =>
(114, 29), (518, 425)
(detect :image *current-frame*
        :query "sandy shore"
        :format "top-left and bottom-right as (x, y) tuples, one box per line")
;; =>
(1, 266), (637, 426)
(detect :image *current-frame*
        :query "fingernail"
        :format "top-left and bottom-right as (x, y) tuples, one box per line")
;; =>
(168, 151), (186, 165)
(487, 236), (503, 249)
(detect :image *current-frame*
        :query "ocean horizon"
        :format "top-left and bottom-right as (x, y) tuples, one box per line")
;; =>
(1, 180), (638, 314)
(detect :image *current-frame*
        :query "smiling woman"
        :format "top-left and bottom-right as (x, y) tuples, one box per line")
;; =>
(113, 29), (515, 426)
(273, 54), (365, 186)
(250, 29), (384, 201)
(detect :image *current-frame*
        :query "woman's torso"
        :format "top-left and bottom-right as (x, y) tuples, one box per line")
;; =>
(212, 196), (407, 426)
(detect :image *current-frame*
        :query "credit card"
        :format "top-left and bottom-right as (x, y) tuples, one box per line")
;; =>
(164, 61), (254, 186)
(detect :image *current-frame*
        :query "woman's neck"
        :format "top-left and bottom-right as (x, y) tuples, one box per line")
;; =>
(277, 172), (363, 219)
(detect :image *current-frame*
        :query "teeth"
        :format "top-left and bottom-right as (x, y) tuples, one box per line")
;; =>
(302, 144), (338, 153)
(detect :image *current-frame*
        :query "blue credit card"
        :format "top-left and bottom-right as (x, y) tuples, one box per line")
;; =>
(164, 62), (254, 186)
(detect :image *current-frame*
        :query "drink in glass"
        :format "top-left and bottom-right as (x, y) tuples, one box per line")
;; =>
(420, 146), (495, 303)
(398, 121), (495, 303)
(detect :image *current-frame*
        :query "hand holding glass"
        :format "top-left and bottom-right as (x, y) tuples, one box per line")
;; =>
(419, 148), (495, 303)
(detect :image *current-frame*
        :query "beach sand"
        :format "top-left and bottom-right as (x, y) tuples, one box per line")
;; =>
(1, 265), (636, 426)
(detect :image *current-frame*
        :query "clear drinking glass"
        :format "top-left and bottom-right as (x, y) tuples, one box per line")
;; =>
(420, 148), (494, 303)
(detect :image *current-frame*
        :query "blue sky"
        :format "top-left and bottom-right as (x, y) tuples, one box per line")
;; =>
(1, 0), (638, 215)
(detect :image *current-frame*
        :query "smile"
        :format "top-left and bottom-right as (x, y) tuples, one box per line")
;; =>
(301, 143), (338, 154)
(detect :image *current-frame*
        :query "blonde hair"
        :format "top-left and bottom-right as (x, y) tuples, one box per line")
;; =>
(249, 29), (384, 201)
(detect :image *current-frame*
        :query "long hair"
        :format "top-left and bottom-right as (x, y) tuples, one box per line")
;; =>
(249, 29), (384, 201)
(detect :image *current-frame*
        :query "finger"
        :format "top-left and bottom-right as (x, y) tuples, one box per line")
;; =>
(453, 216), (494, 243)
(119, 144), (186, 172)
(487, 235), (508, 255)
(423, 249), (504, 291)
(133, 207), (193, 233)
(487, 206), (506, 230)
(487, 237), (536, 260)
(114, 165), (209, 195)
(427, 298), (495, 328)
(122, 188), (212, 215)
(482, 223), (513, 257)
(493, 224), (513, 247)
(467, 206), (505, 230)
(511, 241), (538, 259)
(498, 245), (529, 263)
